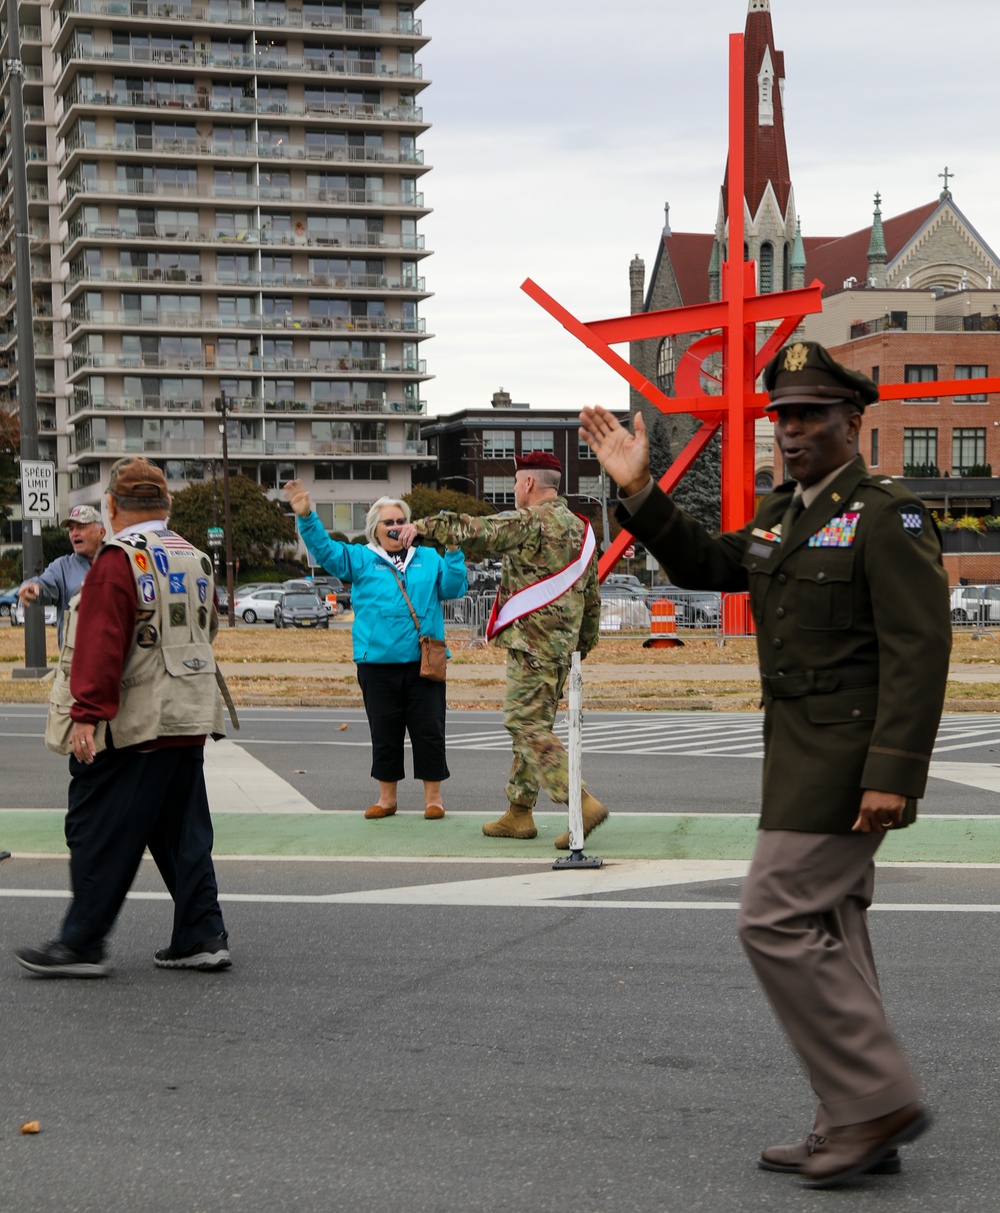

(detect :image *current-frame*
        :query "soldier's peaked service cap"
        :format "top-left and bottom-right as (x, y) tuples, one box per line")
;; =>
(763, 341), (879, 413)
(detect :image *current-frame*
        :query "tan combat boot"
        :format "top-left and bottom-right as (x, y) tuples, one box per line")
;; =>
(554, 790), (609, 850)
(482, 803), (537, 839)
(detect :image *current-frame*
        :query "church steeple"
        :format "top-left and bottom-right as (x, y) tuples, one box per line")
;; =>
(867, 192), (887, 287)
(715, 1), (797, 293)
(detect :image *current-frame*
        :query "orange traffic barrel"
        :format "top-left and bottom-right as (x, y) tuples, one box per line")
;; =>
(643, 598), (684, 648)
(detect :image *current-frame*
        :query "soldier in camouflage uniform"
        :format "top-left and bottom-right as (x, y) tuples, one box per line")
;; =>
(399, 451), (607, 847)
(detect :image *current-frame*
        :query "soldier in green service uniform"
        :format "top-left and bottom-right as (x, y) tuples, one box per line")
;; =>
(579, 341), (951, 1189)
(397, 450), (607, 848)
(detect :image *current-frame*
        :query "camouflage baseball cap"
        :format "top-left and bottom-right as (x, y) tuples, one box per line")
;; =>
(105, 456), (168, 499)
(762, 341), (879, 412)
(61, 504), (102, 528)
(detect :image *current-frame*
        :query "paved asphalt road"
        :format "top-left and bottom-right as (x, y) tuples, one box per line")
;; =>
(2, 706), (999, 1212)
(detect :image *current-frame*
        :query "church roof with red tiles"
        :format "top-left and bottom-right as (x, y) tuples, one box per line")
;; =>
(802, 200), (941, 295)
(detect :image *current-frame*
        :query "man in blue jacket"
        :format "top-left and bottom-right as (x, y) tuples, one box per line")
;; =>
(18, 505), (106, 645)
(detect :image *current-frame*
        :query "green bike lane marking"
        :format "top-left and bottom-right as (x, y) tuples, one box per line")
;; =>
(3, 810), (1000, 863)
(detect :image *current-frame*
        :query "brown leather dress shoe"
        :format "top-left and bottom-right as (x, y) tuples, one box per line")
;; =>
(758, 1132), (900, 1175)
(364, 803), (397, 819)
(423, 804), (445, 820)
(801, 1102), (930, 1188)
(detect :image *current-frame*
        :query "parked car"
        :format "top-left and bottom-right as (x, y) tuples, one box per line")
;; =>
(274, 591), (330, 629)
(0, 586), (18, 617)
(12, 600), (58, 627)
(950, 584), (1000, 623)
(673, 591), (722, 627)
(598, 586), (651, 632)
(307, 575), (351, 611)
(233, 587), (286, 623)
(604, 574), (644, 590)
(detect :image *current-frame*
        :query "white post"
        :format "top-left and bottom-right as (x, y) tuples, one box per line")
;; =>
(566, 651), (583, 851)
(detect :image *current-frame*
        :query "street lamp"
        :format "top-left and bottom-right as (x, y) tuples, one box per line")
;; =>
(214, 391), (236, 627)
(438, 475), (498, 513)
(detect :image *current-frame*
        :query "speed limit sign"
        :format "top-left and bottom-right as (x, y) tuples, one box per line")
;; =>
(20, 460), (56, 520)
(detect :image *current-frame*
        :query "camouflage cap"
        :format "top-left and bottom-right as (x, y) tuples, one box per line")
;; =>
(762, 341), (879, 412)
(61, 504), (102, 528)
(105, 456), (168, 500)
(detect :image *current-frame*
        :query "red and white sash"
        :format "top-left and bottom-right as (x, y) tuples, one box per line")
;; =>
(485, 519), (596, 640)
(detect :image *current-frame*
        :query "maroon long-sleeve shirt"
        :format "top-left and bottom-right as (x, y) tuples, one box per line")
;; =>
(69, 544), (206, 749)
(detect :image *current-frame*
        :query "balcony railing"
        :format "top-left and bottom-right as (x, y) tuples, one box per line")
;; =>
(63, 130), (424, 171)
(850, 313), (1000, 338)
(66, 220), (425, 252)
(64, 178), (425, 209)
(71, 352), (427, 374)
(71, 434), (426, 458)
(57, 0), (422, 37)
(71, 393), (426, 415)
(59, 41), (425, 85)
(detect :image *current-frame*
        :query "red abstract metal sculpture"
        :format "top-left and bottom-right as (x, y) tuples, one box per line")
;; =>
(522, 33), (1000, 581)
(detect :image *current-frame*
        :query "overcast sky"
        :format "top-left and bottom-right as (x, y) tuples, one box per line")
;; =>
(417, 0), (1000, 417)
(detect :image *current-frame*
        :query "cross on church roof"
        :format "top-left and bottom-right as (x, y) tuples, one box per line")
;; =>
(939, 165), (954, 197)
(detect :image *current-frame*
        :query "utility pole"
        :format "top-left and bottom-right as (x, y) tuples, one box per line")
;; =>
(7, 4), (46, 677)
(215, 391), (236, 627)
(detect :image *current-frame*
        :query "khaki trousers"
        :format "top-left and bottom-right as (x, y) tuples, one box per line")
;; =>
(737, 829), (921, 1128)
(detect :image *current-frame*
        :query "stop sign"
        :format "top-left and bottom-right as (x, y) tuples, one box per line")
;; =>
(623, 544), (636, 560)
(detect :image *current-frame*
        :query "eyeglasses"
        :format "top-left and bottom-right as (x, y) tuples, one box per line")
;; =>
(381, 517), (407, 526)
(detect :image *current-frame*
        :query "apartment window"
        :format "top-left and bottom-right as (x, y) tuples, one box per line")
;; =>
(482, 430), (515, 459)
(902, 428), (938, 475)
(521, 431), (554, 455)
(870, 428), (879, 467)
(578, 475), (603, 499)
(871, 365), (880, 385)
(953, 428), (987, 476)
(483, 475), (515, 506)
(955, 365), (988, 403)
(904, 364), (937, 402)
(579, 437), (595, 459)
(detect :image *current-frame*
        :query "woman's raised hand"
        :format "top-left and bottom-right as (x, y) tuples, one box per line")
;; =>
(283, 479), (311, 517)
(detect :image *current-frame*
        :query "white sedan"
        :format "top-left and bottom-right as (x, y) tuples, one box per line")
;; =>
(233, 587), (286, 623)
(12, 600), (58, 626)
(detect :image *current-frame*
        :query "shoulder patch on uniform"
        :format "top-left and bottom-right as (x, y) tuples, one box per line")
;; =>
(898, 504), (924, 536)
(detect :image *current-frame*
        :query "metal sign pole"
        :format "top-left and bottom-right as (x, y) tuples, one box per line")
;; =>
(553, 652), (603, 870)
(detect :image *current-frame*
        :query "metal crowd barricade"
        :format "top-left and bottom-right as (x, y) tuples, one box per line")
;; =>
(443, 592), (492, 648)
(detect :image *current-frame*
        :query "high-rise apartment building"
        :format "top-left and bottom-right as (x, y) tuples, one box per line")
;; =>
(1, 0), (432, 538)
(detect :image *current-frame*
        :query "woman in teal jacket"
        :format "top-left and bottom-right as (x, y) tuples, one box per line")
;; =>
(284, 481), (467, 820)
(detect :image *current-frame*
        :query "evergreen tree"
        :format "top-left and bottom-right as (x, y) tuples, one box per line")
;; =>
(646, 412), (674, 484)
(673, 428), (722, 534)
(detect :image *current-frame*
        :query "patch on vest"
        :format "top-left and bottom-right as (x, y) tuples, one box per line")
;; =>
(152, 547), (169, 576)
(136, 623), (158, 649)
(120, 534), (148, 551)
(183, 657), (208, 671)
(169, 602), (187, 627)
(197, 577), (209, 603)
(133, 551), (149, 572)
(138, 574), (156, 603)
(899, 505), (924, 535)
(198, 605), (208, 629)
(168, 572), (186, 594)
(200, 557), (212, 575)
(136, 609), (155, 623)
